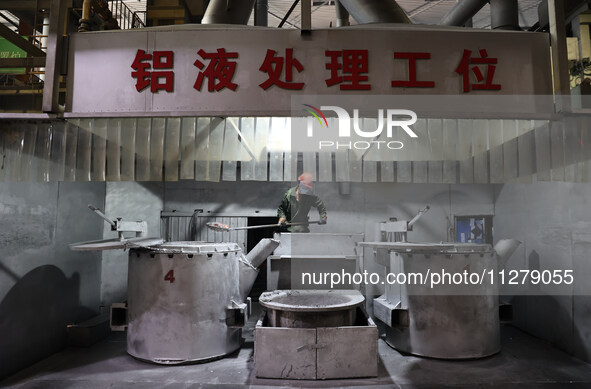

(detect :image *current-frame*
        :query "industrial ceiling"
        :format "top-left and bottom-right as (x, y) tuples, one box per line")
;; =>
(244, 0), (544, 29)
(120, 0), (543, 29)
(119, 0), (544, 29)
(0, 0), (543, 31)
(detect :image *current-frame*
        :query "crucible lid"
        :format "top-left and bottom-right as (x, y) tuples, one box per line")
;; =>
(143, 241), (242, 254)
(359, 241), (492, 254)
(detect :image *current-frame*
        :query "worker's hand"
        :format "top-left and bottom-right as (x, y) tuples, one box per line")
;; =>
(278, 218), (287, 227)
(319, 217), (327, 225)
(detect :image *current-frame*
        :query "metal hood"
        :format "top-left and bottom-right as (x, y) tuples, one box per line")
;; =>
(441, 0), (520, 30)
(202, 0), (256, 25)
(338, 0), (411, 24)
(441, 0), (489, 26)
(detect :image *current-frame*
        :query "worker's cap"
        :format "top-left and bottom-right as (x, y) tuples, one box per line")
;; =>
(298, 173), (314, 195)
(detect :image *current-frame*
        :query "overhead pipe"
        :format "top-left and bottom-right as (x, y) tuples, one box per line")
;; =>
(78, 0), (119, 32)
(254, 0), (268, 26)
(440, 0), (488, 26)
(490, 0), (520, 30)
(338, 0), (411, 24)
(79, 0), (92, 31)
(202, 0), (256, 25)
(335, 0), (350, 27)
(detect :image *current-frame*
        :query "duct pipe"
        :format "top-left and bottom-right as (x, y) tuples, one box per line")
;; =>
(79, 0), (91, 31)
(495, 239), (521, 270)
(254, 0), (268, 26)
(245, 238), (280, 269)
(441, 0), (489, 26)
(338, 0), (411, 24)
(335, 0), (350, 27)
(490, 0), (520, 30)
(202, 0), (256, 25)
(238, 238), (280, 302)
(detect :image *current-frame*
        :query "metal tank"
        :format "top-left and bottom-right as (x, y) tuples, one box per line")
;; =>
(361, 240), (520, 359)
(126, 241), (245, 364)
(70, 205), (280, 365)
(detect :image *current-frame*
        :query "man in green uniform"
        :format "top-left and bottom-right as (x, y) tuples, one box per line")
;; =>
(277, 173), (327, 233)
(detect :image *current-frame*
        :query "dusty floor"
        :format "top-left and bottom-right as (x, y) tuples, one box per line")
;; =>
(2, 315), (591, 389)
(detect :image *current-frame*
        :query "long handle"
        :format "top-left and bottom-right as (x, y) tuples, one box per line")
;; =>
(231, 220), (323, 231)
(88, 204), (116, 228)
(408, 204), (430, 229)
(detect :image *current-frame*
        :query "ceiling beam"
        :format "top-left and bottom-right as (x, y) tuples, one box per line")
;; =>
(0, 1), (50, 11)
(0, 23), (46, 57)
(0, 57), (45, 68)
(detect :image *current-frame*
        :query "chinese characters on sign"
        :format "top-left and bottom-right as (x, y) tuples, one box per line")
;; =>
(454, 49), (501, 92)
(259, 48), (304, 90)
(325, 50), (370, 90)
(193, 48), (239, 92)
(131, 48), (502, 94)
(131, 49), (174, 92)
(0, 50), (23, 58)
(391, 52), (435, 88)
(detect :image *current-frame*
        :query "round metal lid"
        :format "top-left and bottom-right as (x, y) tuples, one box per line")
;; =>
(259, 290), (365, 312)
(141, 241), (242, 254)
(359, 241), (493, 254)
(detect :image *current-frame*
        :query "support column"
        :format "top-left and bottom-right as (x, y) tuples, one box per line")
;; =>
(548, 0), (571, 112)
(490, 0), (520, 30)
(254, 0), (268, 26)
(301, 0), (311, 31)
(42, 0), (68, 113)
(335, 0), (350, 27)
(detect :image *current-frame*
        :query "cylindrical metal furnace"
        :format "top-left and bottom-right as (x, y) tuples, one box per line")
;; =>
(387, 244), (498, 359)
(126, 241), (244, 364)
(69, 208), (279, 365)
(361, 241), (520, 359)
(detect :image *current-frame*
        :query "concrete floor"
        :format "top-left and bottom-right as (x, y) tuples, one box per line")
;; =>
(2, 316), (591, 389)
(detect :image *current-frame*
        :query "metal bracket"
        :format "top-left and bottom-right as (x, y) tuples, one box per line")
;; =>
(110, 302), (128, 331)
(373, 297), (409, 328)
(226, 300), (248, 328)
(246, 297), (252, 318)
(88, 204), (148, 238)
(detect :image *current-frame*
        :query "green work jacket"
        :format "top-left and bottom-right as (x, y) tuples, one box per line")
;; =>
(277, 187), (327, 233)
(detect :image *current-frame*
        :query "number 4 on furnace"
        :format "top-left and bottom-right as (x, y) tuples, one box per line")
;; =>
(164, 270), (175, 283)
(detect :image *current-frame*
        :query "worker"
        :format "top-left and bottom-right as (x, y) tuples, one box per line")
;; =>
(277, 173), (327, 233)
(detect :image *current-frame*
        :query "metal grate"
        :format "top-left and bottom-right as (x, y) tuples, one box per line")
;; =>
(159, 211), (248, 252)
(160, 211), (199, 241)
(6, 116), (591, 184)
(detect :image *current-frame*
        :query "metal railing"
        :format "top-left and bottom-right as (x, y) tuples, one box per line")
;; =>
(107, 0), (145, 29)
